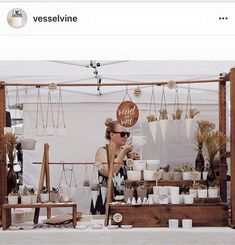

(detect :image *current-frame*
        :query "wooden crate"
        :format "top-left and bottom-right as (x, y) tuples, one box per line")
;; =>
(110, 203), (228, 227)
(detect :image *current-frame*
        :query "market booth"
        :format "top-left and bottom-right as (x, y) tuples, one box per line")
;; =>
(0, 63), (235, 244)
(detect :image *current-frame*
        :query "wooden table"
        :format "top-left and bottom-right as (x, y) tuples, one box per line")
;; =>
(2, 202), (77, 230)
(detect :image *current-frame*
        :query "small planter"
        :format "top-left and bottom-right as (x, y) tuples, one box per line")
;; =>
(183, 172), (192, 180)
(189, 189), (198, 198)
(192, 171), (201, 180)
(148, 121), (158, 142)
(133, 160), (146, 171)
(40, 193), (50, 203)
(208, 187), (218, 198)
(153, 194), (159, 204)
(173, 172), (182, 180)
(171, 195), (180, 204)
(198, 189), (208, 198)
(158, 186), (168, 196)
(162, 172), (171, 180)
(8, 195), (18, 204)
(21, 195), (31, 204)
(124, 188), (134, 203)
(137, 188), (147, 200)
(170, 186), (180, 195)
(159, 195), (168, 204)
(202, 171), (208, 180)
(31, 194), (37, 204)
(146, 160), (160, 170)
(50, 192), (60, 203)
(184, 194), (194, 204)
(127, 170), (141, 181)
(143, 170), (156, 181)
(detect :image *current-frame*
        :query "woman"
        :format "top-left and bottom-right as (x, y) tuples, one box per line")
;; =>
(92, 118), (138, 214)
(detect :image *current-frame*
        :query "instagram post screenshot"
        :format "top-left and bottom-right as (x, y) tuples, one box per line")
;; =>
(0, 1), (235, 244)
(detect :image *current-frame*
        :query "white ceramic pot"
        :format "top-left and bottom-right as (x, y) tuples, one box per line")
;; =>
(198, 189), (208, 198)
(173, 172), (183, 180)
(153, 186), (161, 195)
(8, 195), (18, 204)
(203, 171), (208, 180)
(146, 160), (160, 170)
(148, 121), (158, 142)
(40, 193), (50, 203)
(170, 186), (180, 195)
(14, 126), (23, 135)
(189, 189), (198, 198)
(147, 194), (154, 204)
(11, 17), (23, 27)
(182, 219), (192, 229)
(153, 194), (159, 204)
(46, 126), (55, 136)
(179, 194), (185, 204)
(21, 195), (31, 204)
(158, 186), (168, 196)
(171, 194), (180, 204)
(184, 194), (194, 204)
(168, 219), (179, 229)
(133, 160), (146, 171)
(127, 170), (141, 181)
(183, 172), (192, 180)
(208, 188), (218, 198)
(31, 194), (37, 204)
(143, 170), (156, 181)
(192, 171), (201, 180)
(159, 195), (169, 204)
(162, 172), (171, 180)
(21, 139), (36, 150)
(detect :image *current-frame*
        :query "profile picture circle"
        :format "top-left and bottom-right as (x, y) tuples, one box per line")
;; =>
(7, 8), (27, 29)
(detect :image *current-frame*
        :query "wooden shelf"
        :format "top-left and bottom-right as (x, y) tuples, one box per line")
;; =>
(110, 203), (228, 227)
(2, 202), (77, 230)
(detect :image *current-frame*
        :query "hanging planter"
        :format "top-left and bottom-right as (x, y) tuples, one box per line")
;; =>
(58, 163), (70, 202)
(69, 165), (78, 201)
(56, 85), (66, 136)
(45, 88), (55, 136)
(147, 86), (158, 142)
(35, 86), (45, 137)
(159, 85), (168, 142)
(185, 84), (200, 140)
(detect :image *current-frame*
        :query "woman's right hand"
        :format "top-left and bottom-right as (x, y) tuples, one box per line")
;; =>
(122, 142), (133, 154)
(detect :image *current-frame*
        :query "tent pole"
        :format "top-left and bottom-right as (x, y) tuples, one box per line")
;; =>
(229, 68), (235, 227)
(0, 82), (6, 227)
(219, 79), (227, 202)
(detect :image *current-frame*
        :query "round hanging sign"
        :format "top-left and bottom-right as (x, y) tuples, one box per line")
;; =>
(116, 100), (139, 127)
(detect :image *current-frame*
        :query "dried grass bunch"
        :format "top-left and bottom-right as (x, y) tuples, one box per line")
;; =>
(194, 120), (215, 146)
(172, 107), (183, 120)
(3, 132), (17, 164)
(147, 114), (157, 122)
(188, 108), (200, 119)
(159, 109), (168, 120)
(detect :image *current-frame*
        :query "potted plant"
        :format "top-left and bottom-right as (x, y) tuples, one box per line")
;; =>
(189, 183), (198, 198)
(28, 187), (37, 204)
(208, 181), (219, 198)
(161, 165), (171, 180)
(50, 187), (60, 203)
(124, 181), (134, 203)
(172, 107), (183, 120)
(8, 188), (18, 204)
(182, 163), (193, 180)
(197, 184), (208, 198)
(40, 186), (49, 203)
(21, 186), (31, 204)
(173, 166), (183, 180)
(137, 184), (147, 201)
(179, 184), (190, 203)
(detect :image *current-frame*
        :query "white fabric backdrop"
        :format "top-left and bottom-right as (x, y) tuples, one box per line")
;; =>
(22, 102), (223, 214)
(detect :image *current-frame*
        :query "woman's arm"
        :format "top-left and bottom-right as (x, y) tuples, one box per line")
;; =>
(95, 147), (122, 177)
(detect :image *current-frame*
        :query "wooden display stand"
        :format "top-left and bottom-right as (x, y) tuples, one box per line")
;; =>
(110, 203), (228, 227)
(0, 70), (235, 228)
(2, 202), (77, 230)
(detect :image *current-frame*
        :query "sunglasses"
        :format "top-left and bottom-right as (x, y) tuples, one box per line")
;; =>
(112, 131), (130, 138)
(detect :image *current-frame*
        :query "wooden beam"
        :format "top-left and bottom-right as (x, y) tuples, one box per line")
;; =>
(1, 79), (223, 87)
(0, 82), (6, 226)
(219, 80), (227, 202)
(229, 68), (235, 226)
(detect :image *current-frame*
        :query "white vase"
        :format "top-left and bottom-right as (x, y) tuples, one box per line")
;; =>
(159, 119), (168, 142)
(198, 189), (208, 198)
(183, 172), (192, 180)
(148, 121), (158, 142)
(31, 194), (37, 204)
(185, 118), (193, 140)
(8, 195), (18, 204)
(21, 195), (32, 204)
(184, 194), (194, 204)
(40, 193), (50, 203)
(208, 188), (218, 198)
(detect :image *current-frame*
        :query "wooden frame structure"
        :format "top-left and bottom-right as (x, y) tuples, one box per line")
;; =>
(0, 70), (234, 226)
